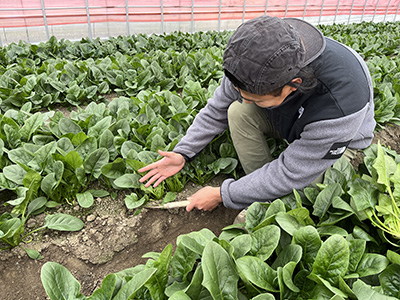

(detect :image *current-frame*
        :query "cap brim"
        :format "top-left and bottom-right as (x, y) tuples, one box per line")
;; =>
(284, 18), (326, 66)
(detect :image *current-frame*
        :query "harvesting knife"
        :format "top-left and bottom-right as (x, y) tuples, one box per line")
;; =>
(147, 200), (189, 209)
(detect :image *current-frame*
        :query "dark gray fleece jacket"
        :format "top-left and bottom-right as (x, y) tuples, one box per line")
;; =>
(173, 38), (376, 210)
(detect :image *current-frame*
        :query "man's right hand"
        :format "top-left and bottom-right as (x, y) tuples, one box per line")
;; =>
(138, 150), (186, 188)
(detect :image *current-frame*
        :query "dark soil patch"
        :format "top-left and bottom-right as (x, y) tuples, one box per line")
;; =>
(1, 124), (400, 300)
(0, 176), (240, 300)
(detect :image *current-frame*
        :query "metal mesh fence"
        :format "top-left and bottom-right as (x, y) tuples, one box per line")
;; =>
(1, 0), (399, 45)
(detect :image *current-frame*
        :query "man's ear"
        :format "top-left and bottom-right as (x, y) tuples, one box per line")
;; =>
(289, 77), (302, 91)
(292, 77), (302, 85)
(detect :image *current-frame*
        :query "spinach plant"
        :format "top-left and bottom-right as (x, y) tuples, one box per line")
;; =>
(40, 148), (400, 299)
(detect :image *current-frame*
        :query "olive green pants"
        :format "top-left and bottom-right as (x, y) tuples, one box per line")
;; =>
(227, 101), (357, 183)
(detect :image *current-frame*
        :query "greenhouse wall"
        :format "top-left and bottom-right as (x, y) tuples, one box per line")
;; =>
(1, 0), (399, 46)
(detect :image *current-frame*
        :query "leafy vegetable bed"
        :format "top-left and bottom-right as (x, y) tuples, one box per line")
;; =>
(1, 20), (400, 299)
(41, 145), (400, 299)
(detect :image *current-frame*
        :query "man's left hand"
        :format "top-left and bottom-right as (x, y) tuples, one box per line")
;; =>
(186, 186), (222, 212)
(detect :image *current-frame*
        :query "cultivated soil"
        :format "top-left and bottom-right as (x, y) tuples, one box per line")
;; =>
(1, 117), (400, 299)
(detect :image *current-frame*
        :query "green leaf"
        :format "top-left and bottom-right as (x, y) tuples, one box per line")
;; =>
(387, 250), (400, 264)
(292, 225), (322, 270)
(41, 262), (86, 300)
(19, 112), (43, 141)
(348, 239), (366, 273)
(348, 178), (378, 211)
(23, 169), (42, 191)
(310, 234), (349, 286)
(251, 294), (275, 300)
(313, 183), (342, 218)
(25, 248), (43, 260)
(75, 136), (96, 159)
(317, 225), (348, 237)
(73, 132), (90, 147)
(57, 137), (75, 153)
(27, 196), (47, 217)
(114, 173), (141, 189)
(59, 118), (82, 135)
(253, 199), (286, 231)
(271, 244), (302, 269)
(307, 273), (347, 298)
(63, 151), (83, 170)
(99, 129), (117, 159)
(356, 253), (389, 277)
(101, 157), (126, 179)
(8, 148), (34, 165)
(161, 192), (177, 205)
(125, 159), (147, 173)
(170, 242), (198, 281)
(202, 241), (239, 300)
(352, 225), (378, 244)
(84, 86), (97, 99)
(332, 156), (356, 183)
(250, 225), (281, 261)
(89, 274), (118, 300)
(185, 264), (212, 299)
(379, 264), (400, 298)
(87, 189), (109, 198)
(179, 229), (216, 255)
(46, 201), (60, 208)
(169, 291), (192, 300)
(245, 202), (267, 232)
(0, 139), (4, 156)
(338, 277), (356, 298)
(373, 143), (397, 189)
(282, 261), (300, 292)
(145, 244), (173, 300)
(0, 218), (22, 240)
(41, 173), (58, 199)
(236, 256), (278, 292)
(67, 84), (81, 99)
(125, 193), (146, 210)
(275, 212), (302, 235)
(98, 81), (109, 94)
(28, 141), (57, 171)
(230, 234), (252, 259)
(288, 207), (315, 226)
(352, 280), (398, 300)
(44, 214), (84, 231)
(83, 148), (109, 178)
(3, 164), (27, 185)
(150, 133), (167, 152)
(76, 192), (94, 208)
(88, 116), (112, 138)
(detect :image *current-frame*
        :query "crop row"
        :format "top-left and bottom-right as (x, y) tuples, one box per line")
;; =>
(1, 21), (400, 257)
(1, 21), (399, 65)
(41, 145), (400, 299)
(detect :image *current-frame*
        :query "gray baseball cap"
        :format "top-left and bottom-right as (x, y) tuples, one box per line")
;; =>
(223, 16), (326, 95)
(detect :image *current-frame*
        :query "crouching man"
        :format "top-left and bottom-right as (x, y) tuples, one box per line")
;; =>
(139, 16), (375, 212)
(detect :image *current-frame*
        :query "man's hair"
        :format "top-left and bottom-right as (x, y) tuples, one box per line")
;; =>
(225, 65), (318, 97)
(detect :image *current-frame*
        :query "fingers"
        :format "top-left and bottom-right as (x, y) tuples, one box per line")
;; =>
(158, 149), (169, 156)
(142, 171), (163, 187)
(138, 162), (158, 173)
(186, 197), (194, 212)
(138, 167), (167, 188)
(153, 175), (166, 187)
(139, 168), (158, 183)
(138, 152), (173, 173)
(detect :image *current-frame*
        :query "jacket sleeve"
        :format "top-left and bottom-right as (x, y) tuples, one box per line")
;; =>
(173, 76), (236, 159)
(221, 103), (374, 210)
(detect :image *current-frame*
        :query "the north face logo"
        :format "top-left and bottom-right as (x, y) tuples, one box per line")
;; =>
(298, 106), (304, 118)
(323, 141), (351, 159)
(329, 146), (346, 156)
